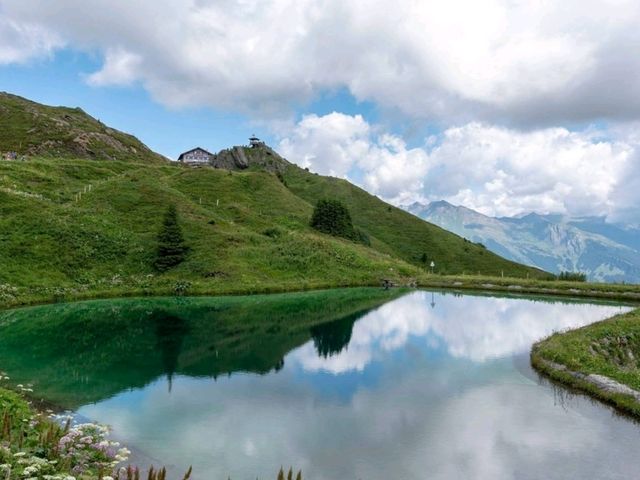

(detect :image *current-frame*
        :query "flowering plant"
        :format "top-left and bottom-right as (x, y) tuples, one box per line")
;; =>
(57, 422), (130, 476)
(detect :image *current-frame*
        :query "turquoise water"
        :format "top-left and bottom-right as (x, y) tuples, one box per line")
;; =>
(0, 289), (637, 479)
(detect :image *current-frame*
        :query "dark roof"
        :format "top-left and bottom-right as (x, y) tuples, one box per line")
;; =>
(178, 147), (214, 160)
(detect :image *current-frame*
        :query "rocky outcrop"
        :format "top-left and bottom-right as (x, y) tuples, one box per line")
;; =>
(209, 144), (290, 173)
(231, 146), (249, 168)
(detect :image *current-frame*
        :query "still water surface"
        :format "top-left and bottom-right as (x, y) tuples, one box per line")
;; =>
(0, 288), (637, 479)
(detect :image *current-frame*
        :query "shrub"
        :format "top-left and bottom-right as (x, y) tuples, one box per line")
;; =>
(557, 271), (587, 282)
(154, 205), (188, 272)
(310, 199), (363, 243)
(173, 281), (192, 296)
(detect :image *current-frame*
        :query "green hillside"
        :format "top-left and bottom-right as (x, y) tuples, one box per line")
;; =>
(282, 165), (543, 276)
(0, 95), (549, 305)
(0, 92), (166, 163)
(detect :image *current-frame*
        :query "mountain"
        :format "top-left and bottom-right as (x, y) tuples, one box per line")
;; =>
(406, 201), (640, 283)
(0, 94), (548, 297)
(0, 92), (167, 163)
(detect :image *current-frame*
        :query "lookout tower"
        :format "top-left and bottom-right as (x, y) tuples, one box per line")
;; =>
(249, 135), (264, 148)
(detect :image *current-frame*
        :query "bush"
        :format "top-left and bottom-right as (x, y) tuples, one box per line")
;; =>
(557, 271), (587, 282)
(154, 205), (188, 272)
(310, 199), (358, 241)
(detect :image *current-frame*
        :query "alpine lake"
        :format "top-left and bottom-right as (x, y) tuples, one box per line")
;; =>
(0, 288), (637, 480)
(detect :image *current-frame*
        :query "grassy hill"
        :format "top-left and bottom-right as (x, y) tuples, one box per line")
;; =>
(0, 95), (549, 306)
(0, 92), (166, 163)
(282, 165), (539, 276)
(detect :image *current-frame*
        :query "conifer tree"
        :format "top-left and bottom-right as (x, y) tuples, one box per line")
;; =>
(154, 204), (188, 272)
(310, 199), (357, 240)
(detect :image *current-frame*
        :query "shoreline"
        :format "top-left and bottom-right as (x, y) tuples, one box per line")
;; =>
(531, 308), (640, 419)
(531, 351), (640, 419)
(2, 275), (639, 312)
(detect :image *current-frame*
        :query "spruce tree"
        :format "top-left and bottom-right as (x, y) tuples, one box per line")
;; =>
(154, 205), (188, 272)
(310, 199), (357, 240)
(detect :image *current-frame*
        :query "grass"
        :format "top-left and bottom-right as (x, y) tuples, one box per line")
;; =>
(532, 307), (640, 417)
(282, 165), (550, 278)
(0, 154), (552, 309)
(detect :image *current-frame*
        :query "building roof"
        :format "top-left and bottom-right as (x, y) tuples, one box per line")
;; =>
(178, 147), (214, 160)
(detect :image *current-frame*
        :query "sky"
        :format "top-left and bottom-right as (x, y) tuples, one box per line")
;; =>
(1, 0), (639, 223)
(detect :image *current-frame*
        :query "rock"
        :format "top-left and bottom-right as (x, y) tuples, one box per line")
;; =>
(231, 146), (249, 169)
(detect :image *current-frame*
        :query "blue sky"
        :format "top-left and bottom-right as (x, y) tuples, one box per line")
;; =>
(1, 50), (260, 158)
(1, 0), (639, 222)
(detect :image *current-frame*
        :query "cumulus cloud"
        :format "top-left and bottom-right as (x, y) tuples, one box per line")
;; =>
(3, 0), (640, 124)
(278, 113), (430, 202)
(0, 15), (62, 64)
(277, 113), (638, 219)
(86, 48), (142, 87)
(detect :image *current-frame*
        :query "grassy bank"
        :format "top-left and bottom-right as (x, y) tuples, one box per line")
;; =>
(1, 271), (639, 312)
(532, 308), (640, 417)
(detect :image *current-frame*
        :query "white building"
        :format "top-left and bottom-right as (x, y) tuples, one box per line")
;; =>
(178, 147), (213, 165)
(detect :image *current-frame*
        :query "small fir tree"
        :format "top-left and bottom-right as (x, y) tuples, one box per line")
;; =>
(310, 199), (357, 240)
(154, 205), (188, 272)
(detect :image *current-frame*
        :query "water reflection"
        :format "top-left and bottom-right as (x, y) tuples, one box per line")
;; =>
(292, 291), (628, 374)
(0, 289), (636, 480)
(310, 314), (356, 358)
(153, 312), (190, 392)
(0, 288), (403, 407)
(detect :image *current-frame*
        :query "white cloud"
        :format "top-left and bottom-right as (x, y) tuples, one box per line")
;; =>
(277, 113), (638, 219)
(3, 0), (640, 124)
(86, 48), (142, 87)
(0, 16), (62, 64)
(278, 112), (431, 202)
(424, 123), (633, 218)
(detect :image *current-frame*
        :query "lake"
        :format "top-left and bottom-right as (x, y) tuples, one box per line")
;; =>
(0, 288), (637, 480)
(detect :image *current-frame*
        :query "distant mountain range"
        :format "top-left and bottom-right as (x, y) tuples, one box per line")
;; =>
(405, 201), (640, 283)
